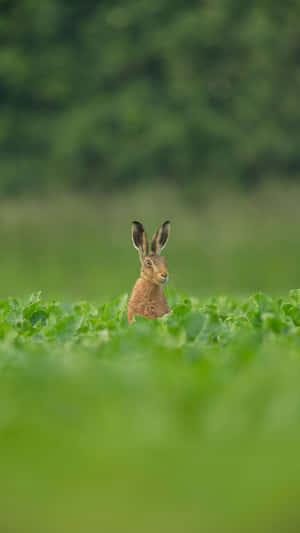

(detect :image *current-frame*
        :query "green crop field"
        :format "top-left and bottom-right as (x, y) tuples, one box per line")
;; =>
(0, 183), (300, 301)
(3, 1), (300, 529)
(2, 288), (300, 532)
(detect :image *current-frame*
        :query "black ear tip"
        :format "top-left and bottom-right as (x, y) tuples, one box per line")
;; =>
(163, 220), (171, 226)
(132, 220), (145, 231)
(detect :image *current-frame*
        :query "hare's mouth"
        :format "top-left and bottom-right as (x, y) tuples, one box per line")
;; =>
(160, 275), (168, 284)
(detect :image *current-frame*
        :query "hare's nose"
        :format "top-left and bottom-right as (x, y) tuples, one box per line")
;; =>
(160, 273), (168, 282)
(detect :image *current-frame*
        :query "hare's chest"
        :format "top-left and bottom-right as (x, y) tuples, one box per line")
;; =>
(128, 281), (170, 320)
(139, 290), (170, 319)
(142, 298), (166, 319)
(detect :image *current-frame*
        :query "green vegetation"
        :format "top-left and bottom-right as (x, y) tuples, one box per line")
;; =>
(0, 184), (299, 301)
(1, 1), (300, 192)
(3, 2), (300, 529)
(2, 289), (300, 532)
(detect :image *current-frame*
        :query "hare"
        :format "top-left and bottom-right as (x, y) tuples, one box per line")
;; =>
(127, 220), (171, 323)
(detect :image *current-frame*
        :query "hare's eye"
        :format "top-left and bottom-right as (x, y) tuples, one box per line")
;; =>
(146, 260), (152, 267)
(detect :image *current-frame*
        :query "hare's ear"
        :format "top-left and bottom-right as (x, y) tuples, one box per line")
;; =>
(151, 220), (171, 254)
(132, 221), (148, 261)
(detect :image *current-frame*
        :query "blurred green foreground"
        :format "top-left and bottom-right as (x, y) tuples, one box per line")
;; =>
(2, 289), (300, 532)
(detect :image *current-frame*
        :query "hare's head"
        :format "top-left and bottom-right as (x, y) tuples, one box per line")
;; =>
(131, 220), (171, 285)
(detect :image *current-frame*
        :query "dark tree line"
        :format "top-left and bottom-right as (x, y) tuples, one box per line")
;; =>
(1, 0), (300, 193)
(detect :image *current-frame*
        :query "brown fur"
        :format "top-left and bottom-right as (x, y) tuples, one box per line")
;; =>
(127, 221), (171, 323)
(127, 277), (170, 323)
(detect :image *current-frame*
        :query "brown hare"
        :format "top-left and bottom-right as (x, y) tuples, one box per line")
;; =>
(127, 220), (171, 323)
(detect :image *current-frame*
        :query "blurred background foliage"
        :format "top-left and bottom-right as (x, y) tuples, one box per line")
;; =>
(0, 0), (300, 299)
(1, 0), (300, 193)
(2, 4), (300, 532)
(0, 184), (299, 301)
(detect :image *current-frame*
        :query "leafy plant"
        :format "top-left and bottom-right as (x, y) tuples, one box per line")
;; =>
(1, 290), (300, 533)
